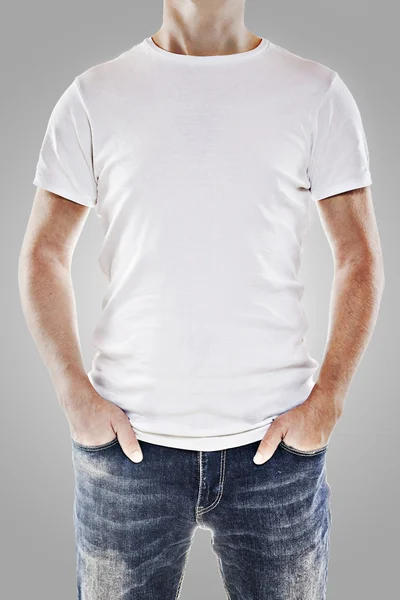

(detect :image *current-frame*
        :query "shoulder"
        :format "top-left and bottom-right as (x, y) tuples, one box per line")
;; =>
(267, 40), (338, 98)
(74, 40), (146, 98)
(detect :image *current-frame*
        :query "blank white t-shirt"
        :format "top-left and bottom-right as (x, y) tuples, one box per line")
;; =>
(33, 36), (372, 451)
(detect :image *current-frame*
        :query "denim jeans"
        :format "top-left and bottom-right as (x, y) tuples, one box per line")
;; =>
(71, 436), (332, 600)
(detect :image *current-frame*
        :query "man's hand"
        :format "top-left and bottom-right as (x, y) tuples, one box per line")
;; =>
(63, 382), (143, 463)
(253, 385), (340, 464)
(18, 188), (144, 463)
(253, 186), (384, 465)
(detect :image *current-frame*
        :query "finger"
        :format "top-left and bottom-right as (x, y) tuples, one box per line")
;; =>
(253, 424), (283, 464)
(113, 417), (143, 463)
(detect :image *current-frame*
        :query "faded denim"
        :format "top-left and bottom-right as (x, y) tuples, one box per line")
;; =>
(71, 436), (331, 599)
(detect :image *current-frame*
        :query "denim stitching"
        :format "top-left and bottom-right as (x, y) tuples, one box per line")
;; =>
(197, 450), (226, 516)
(195, 451), (203, 522)
(279, 440), (328, 456)
(71, 437), (119, 452)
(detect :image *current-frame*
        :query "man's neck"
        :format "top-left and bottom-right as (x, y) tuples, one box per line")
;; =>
(152, 0), (261, 57)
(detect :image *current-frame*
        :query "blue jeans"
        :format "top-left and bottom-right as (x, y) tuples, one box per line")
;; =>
(71, 437), (332, 599)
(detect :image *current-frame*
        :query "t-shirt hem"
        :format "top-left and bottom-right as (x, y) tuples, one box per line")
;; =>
(129, 418), (278, 452)
(311, 173), (372, 201)
(33, 175), (97, 207)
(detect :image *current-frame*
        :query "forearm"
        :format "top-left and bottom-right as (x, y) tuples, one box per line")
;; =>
(313, 253), (385, 416)
(18, 248), (90, 409)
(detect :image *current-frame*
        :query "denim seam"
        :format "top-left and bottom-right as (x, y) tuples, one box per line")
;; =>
(279, 440), (329, 456)
(195, 451), (203, 523)
(71, 437), (119, 452)
(197, 450), (226, 516)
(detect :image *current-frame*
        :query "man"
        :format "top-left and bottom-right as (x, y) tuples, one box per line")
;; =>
(19, 0), (384, 598)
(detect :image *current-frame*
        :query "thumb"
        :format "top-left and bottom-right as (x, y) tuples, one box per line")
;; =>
(113, 417), (143, 463)
(253, 422), (283, 465)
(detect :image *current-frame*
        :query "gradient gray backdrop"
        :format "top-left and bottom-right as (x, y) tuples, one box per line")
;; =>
(2, 1), (398, 598)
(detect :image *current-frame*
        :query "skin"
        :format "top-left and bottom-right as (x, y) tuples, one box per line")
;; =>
(19, 0), (384, 466)
(152, 0), (262, 57)
(17, 191), (144, 461)
(254, 185), (384, 463)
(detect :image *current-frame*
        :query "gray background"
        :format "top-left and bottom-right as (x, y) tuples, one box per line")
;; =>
(1, 1), (398, 598)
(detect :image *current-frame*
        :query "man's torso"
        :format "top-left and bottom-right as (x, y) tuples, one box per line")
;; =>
(72, 37), (334, 450)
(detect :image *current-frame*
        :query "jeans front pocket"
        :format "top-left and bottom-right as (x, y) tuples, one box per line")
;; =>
(279, 439), (329, 457)
(71, 436), (119, 452)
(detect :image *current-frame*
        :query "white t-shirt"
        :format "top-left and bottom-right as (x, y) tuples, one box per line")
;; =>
(33, 36), (372, 451)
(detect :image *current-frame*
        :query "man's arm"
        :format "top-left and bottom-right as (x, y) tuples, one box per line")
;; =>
(312, 185), (384, 411)
(18, 187), (143, 462)
(254, 185), (384, 464)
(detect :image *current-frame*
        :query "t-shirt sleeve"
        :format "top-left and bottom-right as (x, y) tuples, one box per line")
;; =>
(307, 72), (372, 202)
(33, 77), (98, 207)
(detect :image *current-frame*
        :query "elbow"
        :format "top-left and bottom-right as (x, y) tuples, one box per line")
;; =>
(18, 241), (70, 296)
(19, 237), (70, 271)
(18, 246), (43, 300)
(336, 248), (385, 295)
